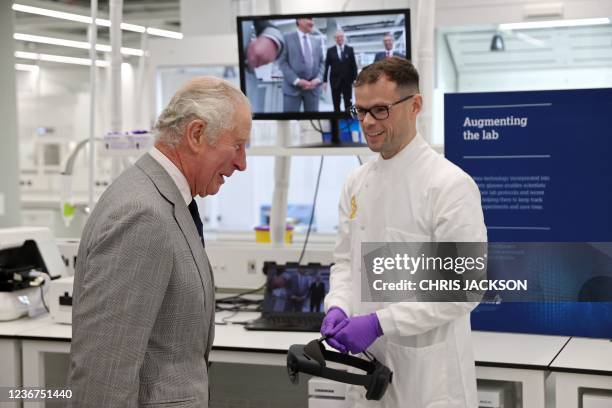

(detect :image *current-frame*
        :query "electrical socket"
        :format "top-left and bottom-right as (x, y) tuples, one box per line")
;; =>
(247, 260), (257, 274)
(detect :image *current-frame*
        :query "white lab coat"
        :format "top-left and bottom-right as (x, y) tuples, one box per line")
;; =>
(324, 133), (487, 408)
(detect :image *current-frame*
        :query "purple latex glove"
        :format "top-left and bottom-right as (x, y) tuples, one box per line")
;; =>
(320, 307), (347, 337)
(326, 313), (383, 354)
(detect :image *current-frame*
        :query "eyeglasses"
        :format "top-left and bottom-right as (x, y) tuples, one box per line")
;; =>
(350, 94), (415, 121)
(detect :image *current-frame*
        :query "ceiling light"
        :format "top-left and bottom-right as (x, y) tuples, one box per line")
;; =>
(15, 32), (90, 49)
(119, 47), (144, 57)
(12, 3), (91, 23)
(15, 63), (39, 72)
(145, 27), (183, 39)
(12, 3), (182, 39)
(490, 33), (505, 51)
(15, 51), (110, 67)
(120, 23), (146, 33)
(14, 33), (144, 57)
(12, 4), (111, 27)
(499, 17), (610, 31)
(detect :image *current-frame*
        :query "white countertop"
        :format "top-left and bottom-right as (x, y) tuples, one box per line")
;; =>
(472, 331), (570, 367)
(1, 312), (577, 370)
(0, 314), (55, 337)
(550, 337), (612, 374)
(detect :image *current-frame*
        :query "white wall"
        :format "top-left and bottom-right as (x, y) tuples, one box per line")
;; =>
(459, 68), (612, 92)
(436, 0), (612, 27)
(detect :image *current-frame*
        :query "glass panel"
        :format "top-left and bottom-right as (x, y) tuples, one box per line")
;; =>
(201, 155), (361, 235)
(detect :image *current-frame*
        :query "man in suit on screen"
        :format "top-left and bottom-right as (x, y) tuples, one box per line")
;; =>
(374, 32), (406, 62)
(278, 17), (325, 112)
(323, 30), (358, 112)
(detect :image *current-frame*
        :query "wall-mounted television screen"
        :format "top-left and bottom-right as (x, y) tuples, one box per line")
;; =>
(237, 9), (411, 121)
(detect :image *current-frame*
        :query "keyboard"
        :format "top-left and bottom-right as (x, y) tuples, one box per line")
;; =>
(245, 313), (323, 332)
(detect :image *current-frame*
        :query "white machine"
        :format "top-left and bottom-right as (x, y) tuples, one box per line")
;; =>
(48, 276), (74, 324)
(0, 227), (66, 321)
(308, 378), (348, 408)
(477, 382), (516, 408)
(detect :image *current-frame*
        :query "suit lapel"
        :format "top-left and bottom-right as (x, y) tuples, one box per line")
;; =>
(135, 154), (215, 317)
(293, 32), (303, 63)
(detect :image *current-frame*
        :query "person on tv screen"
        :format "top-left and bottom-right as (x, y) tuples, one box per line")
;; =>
(309, 273), (326, 312)
(288, 268), (311, 312)
(245, 20), (284, 70)
(242, 20), (285, 112)
(374, 33), (406, 62)
(323, 29), (358, 112)
(278, 17), (325, 112)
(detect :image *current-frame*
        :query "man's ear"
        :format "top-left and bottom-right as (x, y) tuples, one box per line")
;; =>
(411, 94), (423, 115)
(184, 119), (207, 153)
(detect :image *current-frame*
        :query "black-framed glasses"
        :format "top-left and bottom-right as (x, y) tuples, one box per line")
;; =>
(350, 94), (415, 121)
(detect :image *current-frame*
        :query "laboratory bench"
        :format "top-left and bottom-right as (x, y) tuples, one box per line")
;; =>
(1, 312), (611, 408)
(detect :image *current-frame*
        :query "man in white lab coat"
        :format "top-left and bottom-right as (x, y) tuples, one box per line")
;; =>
(321, 57), (487, 407)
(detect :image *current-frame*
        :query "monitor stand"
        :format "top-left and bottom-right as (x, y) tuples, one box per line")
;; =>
(298, 119), (368, 148)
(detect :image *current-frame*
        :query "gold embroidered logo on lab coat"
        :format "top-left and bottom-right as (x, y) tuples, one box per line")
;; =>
(349, 195), (357, 219)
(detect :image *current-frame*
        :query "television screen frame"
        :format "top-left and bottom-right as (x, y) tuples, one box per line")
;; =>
(237, 9), (412, 121)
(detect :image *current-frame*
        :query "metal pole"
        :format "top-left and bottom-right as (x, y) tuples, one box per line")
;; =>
(87, 0), (98, 212)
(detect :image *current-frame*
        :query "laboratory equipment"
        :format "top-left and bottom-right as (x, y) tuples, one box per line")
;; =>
(0, 227), (66, 320)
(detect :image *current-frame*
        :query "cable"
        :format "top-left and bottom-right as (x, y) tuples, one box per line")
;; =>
(39, 285), (49, 313)
(309, 119), (351, 135)
(215, 283), (266, 303)
(215, 311), (239, 325)
(298, 155), (325, 264)
(309, 119), (323, 133)
(29, 270), (50, 314)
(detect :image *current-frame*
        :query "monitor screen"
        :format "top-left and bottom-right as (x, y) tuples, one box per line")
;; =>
(237, 9), (411, 120)
(263, 263), (331, 313)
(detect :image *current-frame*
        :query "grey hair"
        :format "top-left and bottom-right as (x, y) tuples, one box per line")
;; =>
(335, 29), (344, 36)
(154, 77), (249, 146)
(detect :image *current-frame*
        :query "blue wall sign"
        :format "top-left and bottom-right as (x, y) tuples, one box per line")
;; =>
(445, 88), (612, 338)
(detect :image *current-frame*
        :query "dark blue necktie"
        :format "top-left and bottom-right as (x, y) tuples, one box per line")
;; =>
(188, 199), (205, 247)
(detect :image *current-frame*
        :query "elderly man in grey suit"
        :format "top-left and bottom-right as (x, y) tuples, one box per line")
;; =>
(67, 77), (251, 407)
(278, 17), (325, 112)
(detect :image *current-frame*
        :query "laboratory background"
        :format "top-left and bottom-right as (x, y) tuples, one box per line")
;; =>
(0, 0), (611, 407)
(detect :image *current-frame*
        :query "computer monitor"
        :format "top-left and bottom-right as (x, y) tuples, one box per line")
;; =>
(262, 263), (331, 313)
(237, 9), (411, 126)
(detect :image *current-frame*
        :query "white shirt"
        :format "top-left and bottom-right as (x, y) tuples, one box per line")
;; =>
(336, 44), (344, 60)
(149, 147), (192, 205)
(293, 29), (316, 86)
(296, 29), (313, 59)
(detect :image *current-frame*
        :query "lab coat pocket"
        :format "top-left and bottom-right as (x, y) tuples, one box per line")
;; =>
(386, 340), (449, 407)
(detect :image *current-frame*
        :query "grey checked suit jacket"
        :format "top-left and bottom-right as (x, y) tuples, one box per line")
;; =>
(278, 31), (324, 97)
(67, 153), (215, 407)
